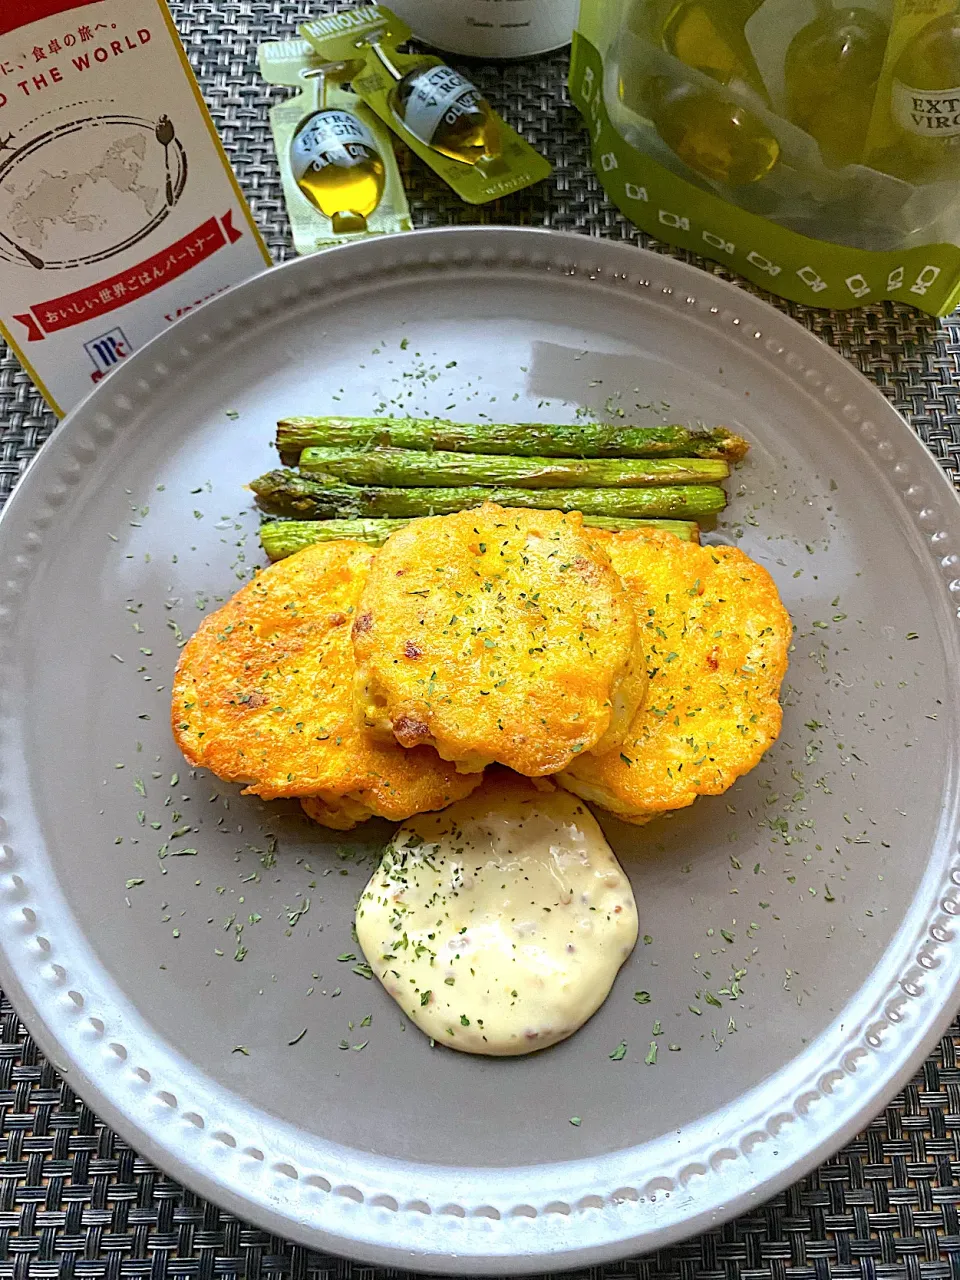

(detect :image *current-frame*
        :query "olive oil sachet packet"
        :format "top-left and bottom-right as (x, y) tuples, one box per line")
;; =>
(300, 6), (553, 205)
(258, 40), (412, 254)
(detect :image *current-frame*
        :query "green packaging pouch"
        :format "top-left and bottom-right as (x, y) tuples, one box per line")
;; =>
(300, 5), (553, 204)
(258, 38), (412, 253)
(571, 0), (960, 315)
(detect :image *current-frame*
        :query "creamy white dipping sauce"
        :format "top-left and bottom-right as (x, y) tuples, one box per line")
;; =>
(355, 773), (638, 1055)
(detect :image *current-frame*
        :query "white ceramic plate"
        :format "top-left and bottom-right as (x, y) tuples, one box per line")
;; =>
(0, 228), (958, 1273)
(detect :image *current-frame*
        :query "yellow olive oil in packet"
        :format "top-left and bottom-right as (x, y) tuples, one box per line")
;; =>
(258, 39), (412, 253)
(299, 6), (553, 204)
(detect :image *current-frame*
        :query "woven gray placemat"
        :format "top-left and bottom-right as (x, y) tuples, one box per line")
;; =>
(0, 3), (959, 1276)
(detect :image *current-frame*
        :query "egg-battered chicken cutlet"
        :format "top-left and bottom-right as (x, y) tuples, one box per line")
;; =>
(351, 503), (647, 777)
(171, 541), (480, 829)
(558, 528), (790, 822)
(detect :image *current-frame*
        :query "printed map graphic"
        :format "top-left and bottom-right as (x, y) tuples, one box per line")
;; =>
(7, 134), (160, 250)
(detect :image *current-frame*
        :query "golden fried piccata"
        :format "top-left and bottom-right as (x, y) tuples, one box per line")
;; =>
(351, 503), (646, 777)
(558, 529), (790, 823)
(171, 541), (480, 829)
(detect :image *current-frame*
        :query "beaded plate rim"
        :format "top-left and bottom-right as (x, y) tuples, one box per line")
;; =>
(0, 227), (959, 1272)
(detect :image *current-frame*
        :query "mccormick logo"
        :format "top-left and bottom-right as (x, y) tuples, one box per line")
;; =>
(84, 325), (130, 382)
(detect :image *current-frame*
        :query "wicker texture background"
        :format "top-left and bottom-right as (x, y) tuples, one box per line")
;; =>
(0, 2), (959, 1276)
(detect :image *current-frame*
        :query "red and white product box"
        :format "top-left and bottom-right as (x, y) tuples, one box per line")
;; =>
(0, 0), (271, 415)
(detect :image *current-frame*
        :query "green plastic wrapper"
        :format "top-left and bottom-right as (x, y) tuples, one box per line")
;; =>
(571, 0), (960, 315)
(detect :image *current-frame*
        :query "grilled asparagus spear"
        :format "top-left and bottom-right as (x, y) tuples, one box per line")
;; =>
(297, 446), (729, 489)
(250, 469), (727, 520)
(259, 516), (701, 559)
(276, 415), (749, 462)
